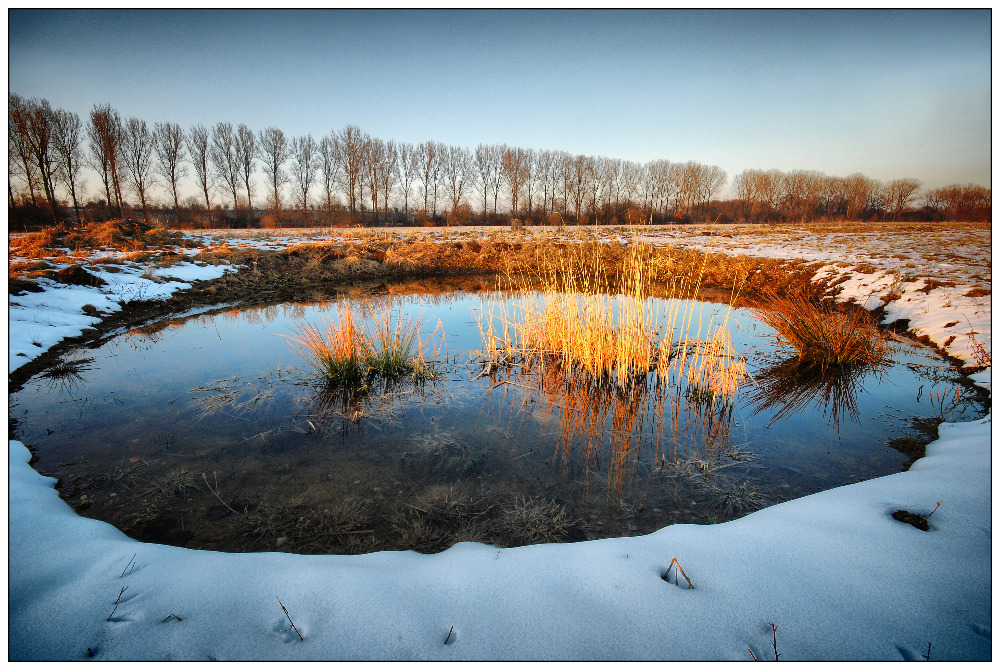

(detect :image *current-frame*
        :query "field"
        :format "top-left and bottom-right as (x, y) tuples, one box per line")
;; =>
(7, 220), (992, 661)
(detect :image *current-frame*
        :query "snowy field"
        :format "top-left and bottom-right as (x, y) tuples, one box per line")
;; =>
(8, 225), (992, 660)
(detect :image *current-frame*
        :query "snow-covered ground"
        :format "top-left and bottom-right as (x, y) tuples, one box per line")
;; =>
(8, 227), (991, 660)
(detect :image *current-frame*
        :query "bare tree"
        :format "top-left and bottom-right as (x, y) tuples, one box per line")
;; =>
(336, 125), (365, 216)
(474, 143), (502, 216)
(619, 160), (641, 215)
(187, 124), (213, 213)
(565, 154), (592, 224)
(210, 122), (240, 209)
(123, 117), (156, 221)
(152, 121), (187, 219)
(291, 133), (319, 215)
(442, 144), (472, 218)
(317, 132), (341, 217)
(700, 164), (727, 217)
(21, 98), (59, 222)
(521, 148), (536, 219)
(885, 178), (921, 220)
(501, 145), (531, 219)
(674, 161), (705, 219)
(378, 139), (398, 221)
(417, 140), (439, 215)
(235, 123), (257, 211)
(396, 141), (421, 218)
(50, 107), (86, 223)
(88, 104), (125, 218)
(535, 149), (554, 215)
(9, 94), (40, 213)
(843, 172), (874, 220)
(258, 126), (292, 214)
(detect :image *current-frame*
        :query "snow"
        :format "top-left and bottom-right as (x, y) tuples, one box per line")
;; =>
(7, 228), (992, 660)
(9, 261), (232, 373)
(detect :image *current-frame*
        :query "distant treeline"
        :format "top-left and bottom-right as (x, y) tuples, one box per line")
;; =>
(9, 93), (991, 230)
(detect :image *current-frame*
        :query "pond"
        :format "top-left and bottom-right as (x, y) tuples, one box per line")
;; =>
(9, 277), (987, 554)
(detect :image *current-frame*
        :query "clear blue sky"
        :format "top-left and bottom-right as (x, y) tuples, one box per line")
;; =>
(9, 9), (992, 199)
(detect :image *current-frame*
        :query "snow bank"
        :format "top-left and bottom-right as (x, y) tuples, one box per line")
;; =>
(7, 408), (991, 660)
(9, 262), (232, 373)
(7, 230), (992, 660)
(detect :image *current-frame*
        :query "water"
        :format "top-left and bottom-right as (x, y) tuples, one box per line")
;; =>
(10, 279), (986, 554)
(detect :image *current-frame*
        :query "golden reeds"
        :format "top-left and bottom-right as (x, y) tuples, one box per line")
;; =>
(749, 290), (893, 371)
(283, 299), (442, 389)
(476, 240), (750, 498)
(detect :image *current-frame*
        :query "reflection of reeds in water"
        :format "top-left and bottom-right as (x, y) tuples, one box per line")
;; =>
(38, 356), (96, 393)
(477, 242), (749, 499)
(746, 355), (874, 428)
(747, 292), (895, 430)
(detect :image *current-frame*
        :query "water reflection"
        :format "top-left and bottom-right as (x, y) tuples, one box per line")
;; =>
(746, 355), (887, 429)
(481, 352), (743, 502)
(37, 356), (96, 394)
(10, 280), (988, 555)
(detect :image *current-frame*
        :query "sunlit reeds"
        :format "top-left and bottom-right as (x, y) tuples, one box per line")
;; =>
(749, 291), (893, 371)
(283, 299), (442, 389)
(475, 241), (750, 499)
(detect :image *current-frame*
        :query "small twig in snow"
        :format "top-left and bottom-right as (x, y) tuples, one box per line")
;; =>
(924, 500), (943, 520)
(444, 625), (454, 645)
(120, 553), (136, 578)
(662, 557), (694, 589)
(276, 596), (303, 641)
(161, 614), (183, 623)
(107, 586), (128, 621)
(922, 642), (932, 661)
(747, 647), (757, 661)
(770, 622), (780, 661)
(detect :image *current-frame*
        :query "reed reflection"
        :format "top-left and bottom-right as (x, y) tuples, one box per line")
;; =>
(747, 355), (886, 429)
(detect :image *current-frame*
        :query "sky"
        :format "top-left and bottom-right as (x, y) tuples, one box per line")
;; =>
(8, 9), (992, 202)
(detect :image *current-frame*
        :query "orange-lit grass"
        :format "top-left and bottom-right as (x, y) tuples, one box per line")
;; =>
(476, 242), (750, 499)
(479, 242), (747, 399)
(284, 300), (441, 388)
(750, 291), (893, 371)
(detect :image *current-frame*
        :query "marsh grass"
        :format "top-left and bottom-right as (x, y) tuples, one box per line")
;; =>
(476, 241), (750, 499)
(750, 291), (894, 371)
(283, 299), (443, 390)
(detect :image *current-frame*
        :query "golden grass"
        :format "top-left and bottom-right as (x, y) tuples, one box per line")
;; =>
(749, 291), (893, 371)
(475, 240), (750, 498)
(283, 299), (442, 389)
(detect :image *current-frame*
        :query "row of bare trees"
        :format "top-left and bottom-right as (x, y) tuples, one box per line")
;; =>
(731, 168), (992, 223)
(9, 94), (991, 228)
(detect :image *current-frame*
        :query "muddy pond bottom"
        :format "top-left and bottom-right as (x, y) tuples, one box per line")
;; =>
(10, 280), (987, 554)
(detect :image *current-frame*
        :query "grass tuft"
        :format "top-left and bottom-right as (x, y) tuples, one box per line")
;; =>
(750, 291), (893, 371)
(283, 300), (442, 389)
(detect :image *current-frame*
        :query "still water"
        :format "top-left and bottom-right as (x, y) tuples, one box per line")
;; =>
(10, 279), (985, 554)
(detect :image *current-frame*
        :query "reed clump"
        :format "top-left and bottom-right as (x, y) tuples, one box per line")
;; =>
(750, 291), (893, 371)
(284, 300), (441, 389)
(478, 242), (748, 397)
(476, 241), (750, 498)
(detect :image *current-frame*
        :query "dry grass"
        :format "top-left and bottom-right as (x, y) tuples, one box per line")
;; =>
(283, 300), (442, 389)
(478, 242), (748, 396)
(476, 241), (750, 498)
(750, 291), (894, 371)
